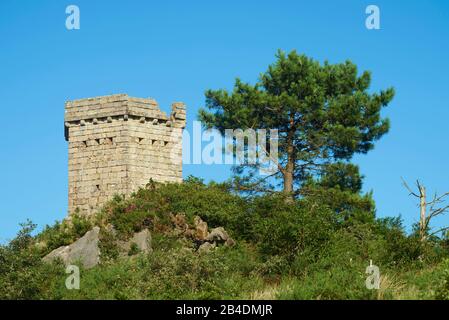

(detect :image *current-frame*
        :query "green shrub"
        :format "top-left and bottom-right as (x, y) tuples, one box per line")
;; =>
(153, 178), (249, 236)
(37, 214), (93, 254)
(435, 259), (449, 300)
(278, 261), (374, 300)
(2, 178), (449, 300)
(0, 221), (65, 300)
(98, 227), (120, 261)
(251, 195), (337, 260)
(55, 242), (264, 300)
(374, 217), (423, 267)
(128, 243), (140, 256)
(101, 178), (248, 239)
(278, 226), (383, 300)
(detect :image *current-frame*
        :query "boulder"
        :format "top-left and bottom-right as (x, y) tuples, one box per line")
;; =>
(198, 241), (216, 253)
(43, 227), (100, 269)
(117, 229), (152, 256)
(225, 238), (236, 247)
(129, 229), (152, 253)
(206, 227), (235, 247)
(131, 229), (152, 253)
(206, 227), (229, 242)
(194, 216), (209, 241)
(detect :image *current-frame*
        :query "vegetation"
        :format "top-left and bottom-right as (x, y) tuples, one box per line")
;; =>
(1, 178), (448, 300)
(1, 51), (447, 300)
(199, 50), (394, 195)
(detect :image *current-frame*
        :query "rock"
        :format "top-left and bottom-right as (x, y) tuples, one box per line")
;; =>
(194, 216), (209, 241)
(43, 227), (100, 269)
(171, 213), (187, 228)
(206, 227), (229, 242)
(198, 241), (216, 253)
(171, 213), (189, 235)
(206, 227), (235, 246)
(117, 229), (152, 256)
(225, 238), (236, 247)
(129, 229), (152, 253)
(184, 228), (195, 239)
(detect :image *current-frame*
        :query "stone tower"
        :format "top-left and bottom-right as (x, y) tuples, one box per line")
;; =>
(64, 94), (186, 216)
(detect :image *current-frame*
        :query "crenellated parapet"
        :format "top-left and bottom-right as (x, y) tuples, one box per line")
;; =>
(64, 94), (186, 140)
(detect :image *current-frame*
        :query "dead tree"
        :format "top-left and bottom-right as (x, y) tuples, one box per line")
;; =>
(402, 178), (449, 242)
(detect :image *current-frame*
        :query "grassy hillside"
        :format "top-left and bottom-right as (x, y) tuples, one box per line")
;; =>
(1, 177), (449, 300)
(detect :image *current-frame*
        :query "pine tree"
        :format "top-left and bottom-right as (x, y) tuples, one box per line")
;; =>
(199, 50), (395, 196)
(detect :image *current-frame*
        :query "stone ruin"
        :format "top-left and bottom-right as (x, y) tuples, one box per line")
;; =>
(64, 94), (186, 216)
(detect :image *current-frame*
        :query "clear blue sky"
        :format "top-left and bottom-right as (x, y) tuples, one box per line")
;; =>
(1, 0), (449, 242)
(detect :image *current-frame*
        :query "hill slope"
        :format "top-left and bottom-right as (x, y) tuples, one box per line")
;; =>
(1, 178), (449, 300)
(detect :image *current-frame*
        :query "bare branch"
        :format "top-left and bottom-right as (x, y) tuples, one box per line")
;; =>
(401, 177), (419, 198)
(429, 204), (449, 219)
(416, 180), (425, 198)
(429, 226), (449, 238)
(429, 192), (449, 205)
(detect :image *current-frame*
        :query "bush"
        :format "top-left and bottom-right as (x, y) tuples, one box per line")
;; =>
(374, 217), (423, 267)
(0, 221), (65, 299)
(278, 262), (374, 300)
(435, 259), (449, 300)
(279, 225), (383, 300)
(100, 178), (248, 239)
(37, 214), (93, 255)
(53, 242), (264, 300)
(2, 178), (449, 300)
(251, 195), (337, 260)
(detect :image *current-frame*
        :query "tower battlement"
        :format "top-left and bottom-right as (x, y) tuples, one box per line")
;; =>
(64, 94), (186, 216)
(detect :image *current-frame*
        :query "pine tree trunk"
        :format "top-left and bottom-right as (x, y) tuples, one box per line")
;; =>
(283, 169), (293, 193)
(283, 116), (295, 198)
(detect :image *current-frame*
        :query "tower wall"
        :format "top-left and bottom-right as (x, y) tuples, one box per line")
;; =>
(64, 94), (186, 216)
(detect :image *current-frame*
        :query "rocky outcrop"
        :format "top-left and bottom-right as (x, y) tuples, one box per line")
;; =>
(171, 213), (189, 233)
(170, 214), (236, 253)
(42, 215), (235, 266)
(194, 216), (209, 241)
(43, 227), (101, 269)
(206, 227), (227, 242)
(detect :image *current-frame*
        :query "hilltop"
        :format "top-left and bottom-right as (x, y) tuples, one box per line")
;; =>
(1, 177), (449, 300)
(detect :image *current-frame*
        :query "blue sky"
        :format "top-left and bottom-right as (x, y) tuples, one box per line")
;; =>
(1, 0), (449, 242)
